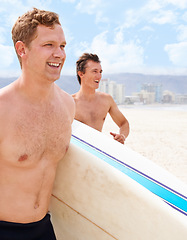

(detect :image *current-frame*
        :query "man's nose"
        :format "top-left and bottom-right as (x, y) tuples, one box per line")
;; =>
(53, 47), (66, 58)
(97, 72), (102, 79)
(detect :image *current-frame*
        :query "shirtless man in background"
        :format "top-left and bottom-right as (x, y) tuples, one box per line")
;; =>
(0, 8), (75, 240)
(73, 53), (129, 144)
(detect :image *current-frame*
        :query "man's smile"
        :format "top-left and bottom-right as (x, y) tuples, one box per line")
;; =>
(47, 62), (61, 67)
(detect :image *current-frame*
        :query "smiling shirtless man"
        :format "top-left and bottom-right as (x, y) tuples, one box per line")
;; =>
(0, 8), (75, 240)
(72, 53), (129, 144)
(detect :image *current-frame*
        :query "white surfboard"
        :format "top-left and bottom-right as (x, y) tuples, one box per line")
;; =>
(50, 120), (187, 240)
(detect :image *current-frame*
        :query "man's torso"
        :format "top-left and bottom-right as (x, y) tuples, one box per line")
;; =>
(0, 86), (73, 223)
(73, 92), (111, 131)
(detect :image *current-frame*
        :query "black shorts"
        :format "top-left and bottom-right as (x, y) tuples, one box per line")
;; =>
(0, 213), (56, 240)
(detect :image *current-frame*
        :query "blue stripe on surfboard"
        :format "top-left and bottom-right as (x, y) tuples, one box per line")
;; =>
(71, 135), (187, 216)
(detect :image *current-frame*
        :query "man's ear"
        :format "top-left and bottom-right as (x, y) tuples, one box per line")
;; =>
(15, 41), (26, 58)
(78, 71), (84, 78)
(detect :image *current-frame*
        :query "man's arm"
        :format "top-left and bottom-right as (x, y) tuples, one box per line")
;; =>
(108, 95), (130, 144)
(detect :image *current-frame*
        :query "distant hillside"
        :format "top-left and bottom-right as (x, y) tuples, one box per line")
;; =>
(104, 73), (187, 95)
(0, 73), (186, 95)
(0, 76), (80, 94)
(57, 75), (80, 94)
(0, 77), (17, 88)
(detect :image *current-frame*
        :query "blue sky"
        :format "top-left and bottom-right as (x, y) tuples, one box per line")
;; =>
(0, 0), (187, 77)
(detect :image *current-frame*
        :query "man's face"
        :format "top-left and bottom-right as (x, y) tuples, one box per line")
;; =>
(81, 60), (103, 89)
(24, 24), (66, 82)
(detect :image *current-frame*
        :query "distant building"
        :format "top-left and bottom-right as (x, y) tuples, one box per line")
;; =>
(133, 90), (155, 104)
(175, 94), (187, 104)
(99, 78), (108, 93)
(141, 83), (162, 103)
(98, 79), (125, 104)
(124, 96), (141, 105)
(108, 81), (116, 99)
(162, 90), (175, 103)
(116, 84), (125, 104)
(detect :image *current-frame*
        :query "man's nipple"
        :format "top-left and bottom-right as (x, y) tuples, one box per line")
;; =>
(18, 154), (28, 162)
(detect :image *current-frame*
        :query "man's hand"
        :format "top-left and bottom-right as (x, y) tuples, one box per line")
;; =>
(110, 132), (126, 144)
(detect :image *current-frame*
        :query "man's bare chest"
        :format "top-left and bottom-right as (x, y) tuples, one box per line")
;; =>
(2, 104), (71, 164)
(76, 100), (109, 125)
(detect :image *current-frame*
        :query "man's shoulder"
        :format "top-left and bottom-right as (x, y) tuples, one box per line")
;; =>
(57, 86), (74, 103)
(96, 91), (113, 101)
(0, 84), (14, 106)
(97, 91), (109, 96)
(0, 86), (13, 129)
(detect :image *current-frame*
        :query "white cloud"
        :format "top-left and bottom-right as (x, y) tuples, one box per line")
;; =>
(177, 25), (187, 41)
(165, 41), (187, 67)
(76, 0), (108, 23)
(75, 31), (145, 74)
(95, 10), (108, 24)
(121, 0), (185, 30)
(0, 27), (6, 44)
(60, 0), (76, 2)
(0, 2), (31, 28)
(140, 26), (154, 32)
(122, 9), (141, 28)
(182, 11), (187, 22)
(121, 3), (176, 29)
(74, 29), (187, 75)
(164, 0), (187, 9)
(0, 0), (21, 4)
(27, 0), (52, 8)
(146, 0), (187, 9)
(0, 0), (54, 27)
(152, 10), (177, 24)
(76, 0), (103, 14)
(143, 0), (163, 12)
(0, 44), (15, 67)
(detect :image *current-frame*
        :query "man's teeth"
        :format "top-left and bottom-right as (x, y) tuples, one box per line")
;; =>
(48, 63), (60, 67)
(95, 80), (99, 83)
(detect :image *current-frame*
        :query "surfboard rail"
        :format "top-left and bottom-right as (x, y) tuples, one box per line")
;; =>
(71, 134), (187, 216)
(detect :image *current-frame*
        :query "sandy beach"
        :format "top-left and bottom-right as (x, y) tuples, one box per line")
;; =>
(102, 104), (187, 185)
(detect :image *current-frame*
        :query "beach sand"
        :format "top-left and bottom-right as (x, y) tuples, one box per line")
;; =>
(102, 105), (187, 185)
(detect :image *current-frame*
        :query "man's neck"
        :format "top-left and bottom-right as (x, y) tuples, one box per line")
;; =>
(78, 86), (96, 101)
(15, 75), (55, 104)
